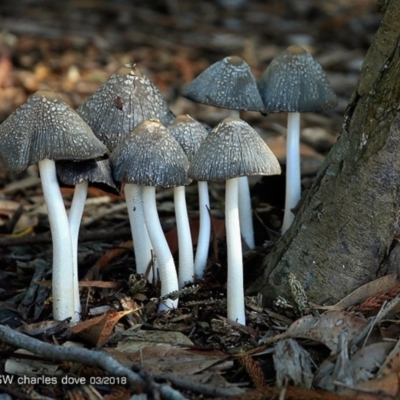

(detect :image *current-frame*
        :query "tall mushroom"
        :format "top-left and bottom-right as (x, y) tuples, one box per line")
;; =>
(167, 115), (208, 284)
(111, 119), (190, 310)
(77, 65), (175, 277)
(188, 117), (281, 325)
(257, 45), (337, 233)
(56, 158), (118, 312)
(182, 55), (264, 250)
(0, 90), (108, 323)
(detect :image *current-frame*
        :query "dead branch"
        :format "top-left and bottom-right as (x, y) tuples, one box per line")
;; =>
(0, 324), (186, 400)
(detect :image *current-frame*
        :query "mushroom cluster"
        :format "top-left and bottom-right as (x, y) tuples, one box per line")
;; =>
(0, 90), (108, 324)
(0, 48), (336, 326)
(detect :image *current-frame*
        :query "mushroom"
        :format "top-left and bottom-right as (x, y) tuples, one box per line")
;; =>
(188, 117), (281, 325)
(167, 115), (208, 284)
(77, 64), (175, 277)
(182, 55), (264, 250)
(77, 65), (175, 151)
(56, 158), (119, 313)
(0, 90), (108, 323)
(257, 45), (337, 233)
(111, 119), (190, 310)
(182, 55), (264, 112)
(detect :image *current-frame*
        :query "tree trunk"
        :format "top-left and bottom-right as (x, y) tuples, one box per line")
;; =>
(248, 0), (400, 306)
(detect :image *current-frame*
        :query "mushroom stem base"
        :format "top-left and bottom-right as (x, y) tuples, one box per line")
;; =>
(39, 158), (77, 324)
(226, 177), (245, 325)
(142, 186), (179, 311)
(282, 111), (301, 233)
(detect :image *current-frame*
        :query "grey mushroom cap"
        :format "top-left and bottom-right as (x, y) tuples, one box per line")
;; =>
(77, 65), (175, 151)
(258, 45), (338, 113)
(188, 117), (281, 181)
(181, 56), (265, 112)
(111, 119), (191, 188)
(167, 115), (208, 162)
(56, 158), (119, 195)
(0, 90), (108, 173)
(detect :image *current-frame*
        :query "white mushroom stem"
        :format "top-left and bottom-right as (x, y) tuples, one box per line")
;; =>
(225, 177), (246, 325)
(174, 186), (194, 287)
(238, 176), (255, 249)
(124, 183), (155, 280)
(68, 180), (88, 322)
(194, 181), (211, 278)
(38, 158), (76, 324)
(142, 185), (179, 311)
(281, 111), (301, 234)
(228, 110), (255, 249)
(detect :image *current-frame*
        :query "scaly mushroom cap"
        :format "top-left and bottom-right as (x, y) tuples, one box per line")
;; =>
(182, 56), (264, 112)
(258, 45), (338, 113)
(56, 158), (119, 195)
(188, 117), (281, 181)
(77, 65), (175, 151)
(167, 115), (208, 162)
(0, 90), (108, 173)
(111, 119), (191, 188)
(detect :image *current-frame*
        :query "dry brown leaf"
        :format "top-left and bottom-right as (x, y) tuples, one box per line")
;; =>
(69, 310), (133, 346)
(340, 372), (400, 399)
(105, 346), (228, 375)
(16, 320), (69, 336)
(379, 339), (400, 377)
(334, 274), (400, 310)
(286, 310), (367, 352)
(129, 345), (227, 375)
(116, 329), (193, 353)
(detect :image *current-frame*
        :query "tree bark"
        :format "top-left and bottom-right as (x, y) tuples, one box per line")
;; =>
(248, 0), (400, 306)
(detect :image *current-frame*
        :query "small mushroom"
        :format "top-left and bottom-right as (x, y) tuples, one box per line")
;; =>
(168, 115), (208, 284)
(111, 119), (190, 310)
(0, 90), (108, 323)
(77, 65), (175, 151)
(182, 55), (264, 250)
(257, 45), (337, 233)
(182, 55), (264, 112)
(78, 64), (175, 278)
(56, 158), (118, 312)
(188, 117), (281, 325)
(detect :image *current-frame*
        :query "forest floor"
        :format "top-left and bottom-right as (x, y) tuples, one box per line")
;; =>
(1, 1), (399, 399)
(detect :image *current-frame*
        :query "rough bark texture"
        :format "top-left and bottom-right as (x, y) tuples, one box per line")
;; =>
(249, 0), (400, 305)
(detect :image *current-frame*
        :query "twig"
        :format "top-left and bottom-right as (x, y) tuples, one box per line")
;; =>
(0, 324), (186, 400)
(0, 228), (132, 247)
(152, 372), (244, 398)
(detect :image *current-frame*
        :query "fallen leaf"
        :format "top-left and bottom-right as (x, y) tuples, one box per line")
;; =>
(379, 339), (400, 376)
(117, 344), (228, 375)
(334, 274), (400, 310)
(340, 372), (400, 399)
(117, 329), (193, 353)
(5, 349), (60, 376)
(70, 310), (133, 346)
(286, 310), (367, 352)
